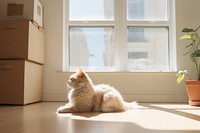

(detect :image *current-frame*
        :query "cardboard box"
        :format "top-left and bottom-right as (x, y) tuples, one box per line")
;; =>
(0, 0), (43, 27)
(0, 60), (43, 105)
(0, 20), (45, 64)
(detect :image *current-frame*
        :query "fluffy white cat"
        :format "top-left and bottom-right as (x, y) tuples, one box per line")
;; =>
(57, 68), (134, 113)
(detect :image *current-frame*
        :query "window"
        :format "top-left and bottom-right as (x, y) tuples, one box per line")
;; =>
(64, 0), (176, 72)
(69, 27), (115, 70)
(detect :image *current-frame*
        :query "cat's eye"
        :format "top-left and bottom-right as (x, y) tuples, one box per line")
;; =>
(71, 78), (76, 81)
(68, 77), (76, 84)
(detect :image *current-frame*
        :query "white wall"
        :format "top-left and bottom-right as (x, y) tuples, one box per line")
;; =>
(41, 0), (200, 102)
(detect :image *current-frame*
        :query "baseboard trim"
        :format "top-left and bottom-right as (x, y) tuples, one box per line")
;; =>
(43, 93), (68, 102)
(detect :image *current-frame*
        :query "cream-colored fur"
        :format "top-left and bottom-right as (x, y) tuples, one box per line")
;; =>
(57, 68), (132, 113)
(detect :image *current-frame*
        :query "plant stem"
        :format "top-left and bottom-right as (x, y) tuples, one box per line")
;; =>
(195, 26), (200, 32)
(194, 59), (199, 79)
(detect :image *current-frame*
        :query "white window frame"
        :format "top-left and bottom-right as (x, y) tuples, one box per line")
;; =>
(63, 0), (176, 72)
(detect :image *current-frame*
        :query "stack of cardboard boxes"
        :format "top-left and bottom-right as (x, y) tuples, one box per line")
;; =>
(0, 0), (44, 105)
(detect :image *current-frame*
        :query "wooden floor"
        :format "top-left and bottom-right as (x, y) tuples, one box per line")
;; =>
(0, 102), (200, 133)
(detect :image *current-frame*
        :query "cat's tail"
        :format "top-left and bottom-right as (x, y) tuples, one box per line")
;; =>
(123, 101), (138, 110)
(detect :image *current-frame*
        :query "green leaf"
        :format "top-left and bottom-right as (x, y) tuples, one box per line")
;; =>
(180, 34), (193, 40)
(182, 28), (195, 33)
(191, 50), (200, 58)
(196, 50), (200, 57)
(180, 33), (197, 40)
(176, 73), (185, 84)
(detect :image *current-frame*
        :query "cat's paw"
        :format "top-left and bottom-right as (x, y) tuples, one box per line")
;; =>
(57, 106), (71, 113)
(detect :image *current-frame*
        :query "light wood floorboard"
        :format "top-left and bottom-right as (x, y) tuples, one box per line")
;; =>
(0, 102), (200, 133)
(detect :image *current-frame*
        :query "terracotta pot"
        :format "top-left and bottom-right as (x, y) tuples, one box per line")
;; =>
(185, 80), (200, 106)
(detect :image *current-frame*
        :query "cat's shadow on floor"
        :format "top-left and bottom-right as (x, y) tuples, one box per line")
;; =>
(71, 112), (102, 118)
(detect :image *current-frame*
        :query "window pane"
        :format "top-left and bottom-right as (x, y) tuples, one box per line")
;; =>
(127, 0), (168, 20)
(69, 27), (115, 71)
(69, 0), (114, 20)
(127, 27), (169, 71)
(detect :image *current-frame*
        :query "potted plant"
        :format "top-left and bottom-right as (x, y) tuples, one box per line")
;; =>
(176, 26), (200, 106)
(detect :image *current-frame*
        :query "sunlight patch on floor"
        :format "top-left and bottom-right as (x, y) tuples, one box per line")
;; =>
(57, 103), (200, 131)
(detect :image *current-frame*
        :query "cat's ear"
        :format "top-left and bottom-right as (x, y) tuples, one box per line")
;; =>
(76, 67), (85, 77)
